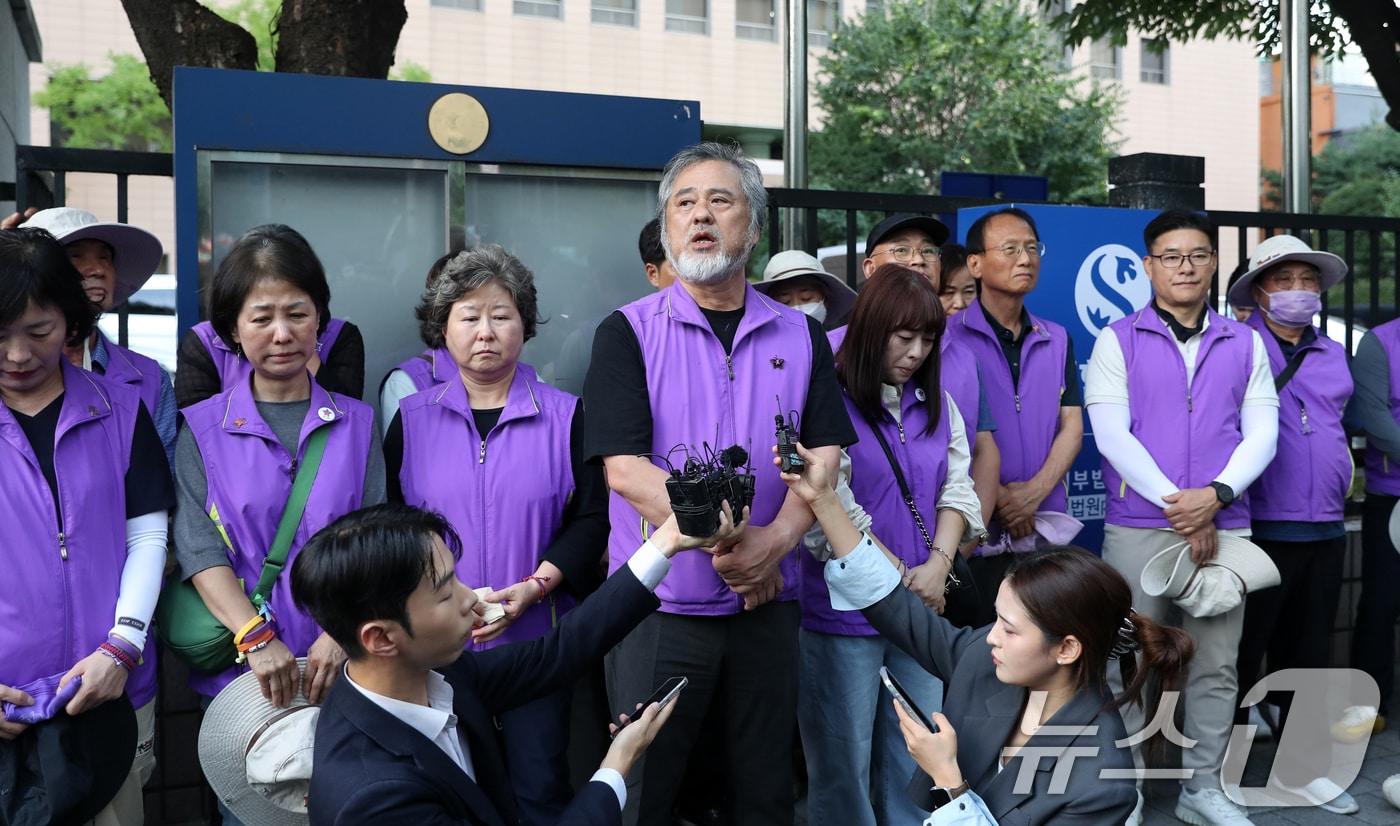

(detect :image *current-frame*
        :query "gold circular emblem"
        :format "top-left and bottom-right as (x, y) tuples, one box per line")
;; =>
(427, 93), (490, 155)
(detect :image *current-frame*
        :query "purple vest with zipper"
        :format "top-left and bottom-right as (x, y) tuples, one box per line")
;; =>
(96, 330), (163, 418)
(398, 362), (578, 650)
(192, 317), (346, 390)
(182, 374), (373, 696)
(1101, 306), (1254, 530)
(1246, 313), (1352, 522)
(829, 326), (979, 449)
(801, 384), (951, 635)
(0, 364), (157, 708)
(1363, 318), (1400, 495)
(394, 347), (454, 393)
(609, 282), (814, 615)
(946, 299), (1070, 513)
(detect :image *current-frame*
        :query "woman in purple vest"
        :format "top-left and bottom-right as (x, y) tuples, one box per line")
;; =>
(378, 250), (459, 435)
(383, 244), (608, 826)
(0, 228), (174, 825)
(799, 264), (984, 826)
(174, 232), (366, 407)
(170, 225), (384, 823)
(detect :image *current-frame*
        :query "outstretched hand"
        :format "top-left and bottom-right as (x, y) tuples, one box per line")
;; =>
(650, 502), (749, 559)
(773, 441), (833, 504)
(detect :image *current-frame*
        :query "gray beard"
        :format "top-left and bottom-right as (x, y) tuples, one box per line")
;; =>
(670, 247), (746, 285)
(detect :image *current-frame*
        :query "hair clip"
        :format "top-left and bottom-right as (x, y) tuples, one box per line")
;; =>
(1109, 612), (1139, 658)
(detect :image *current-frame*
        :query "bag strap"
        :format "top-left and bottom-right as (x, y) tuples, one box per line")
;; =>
(860, 411), (936, 556)
(251, 425), (330, 607)
(1274, 347), (1311, 392)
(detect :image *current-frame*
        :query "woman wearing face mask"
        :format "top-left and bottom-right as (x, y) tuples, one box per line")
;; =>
(778, 436), (1195, 825)
(798, 264), (984, 826)
(1225, 236), (1359, 813)
(755, 249), (857, 330)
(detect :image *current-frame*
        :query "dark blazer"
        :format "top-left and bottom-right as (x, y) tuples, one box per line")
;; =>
(308, 566), (660, 826)
(864, 586), (1138, 826)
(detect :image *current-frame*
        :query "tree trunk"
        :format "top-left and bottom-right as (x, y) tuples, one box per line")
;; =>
(274, 0), (409, 78)
(120, 0), (258, 110)
(1328, 0), (1400, 131)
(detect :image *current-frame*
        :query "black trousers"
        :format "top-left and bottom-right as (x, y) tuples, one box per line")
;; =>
(965, 553), (1017, 629)
(1352, 493), (1400, 715)
(1235, 534), (1344, 785)
(604, 602), (799, 826)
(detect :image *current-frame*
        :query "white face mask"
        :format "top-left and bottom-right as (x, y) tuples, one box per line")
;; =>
(793, 301), (827, 323)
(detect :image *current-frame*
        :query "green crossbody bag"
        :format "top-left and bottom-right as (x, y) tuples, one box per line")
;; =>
(156, 427), (329, 673)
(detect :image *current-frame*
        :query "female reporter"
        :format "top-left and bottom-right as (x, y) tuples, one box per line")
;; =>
(800, 264), (983, 825)
(172, 227), (384, 698)
(781, 440), (1193, 825)
(384, 244), (608, 826)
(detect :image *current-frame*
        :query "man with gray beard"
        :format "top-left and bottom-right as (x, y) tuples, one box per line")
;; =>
(583, 143), (855, 825)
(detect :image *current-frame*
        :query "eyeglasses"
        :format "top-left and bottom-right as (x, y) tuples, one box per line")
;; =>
(972, 242), (1046, 259)
(1148, 251), (1215, 269)
(876, 245), (941, 263)
(1264, 270), (1321, 290)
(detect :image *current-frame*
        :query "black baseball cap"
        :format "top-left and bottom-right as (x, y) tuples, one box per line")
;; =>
(865, 214), (950, 254)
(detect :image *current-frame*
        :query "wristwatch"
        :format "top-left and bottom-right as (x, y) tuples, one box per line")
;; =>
(929, 779), (970, 810)
(1210, 481), (1235, 507)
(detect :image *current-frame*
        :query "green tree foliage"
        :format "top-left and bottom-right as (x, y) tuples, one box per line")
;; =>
(210, 0), (280, 71)
(1306, 126), (1400, 310)
(34, 54), (172, 151)
(810, 0), (1121, 210)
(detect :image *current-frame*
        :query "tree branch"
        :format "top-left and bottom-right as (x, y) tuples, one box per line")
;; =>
(119, 0), (258, 109)
(1328, 0), (1400, 131)
(274, 0), (408, 77)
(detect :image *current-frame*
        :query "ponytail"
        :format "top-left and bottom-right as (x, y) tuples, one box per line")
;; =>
(1114, 610), (1195, 757)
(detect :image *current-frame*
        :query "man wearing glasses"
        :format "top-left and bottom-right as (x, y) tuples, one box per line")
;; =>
(1086, 209), (1279, 826)
(945, 207), (1083, 625)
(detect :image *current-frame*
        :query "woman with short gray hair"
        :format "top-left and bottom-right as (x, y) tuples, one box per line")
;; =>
(382, 243), (609, 826)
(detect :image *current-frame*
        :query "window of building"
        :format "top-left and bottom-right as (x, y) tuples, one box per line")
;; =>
(809, 0), (839, 47)
(1089, 38), (1120, 80)
(1140, 39), (1170, 84)
(514, 0), (561, 17)
(666, 0), (708, 33)
(432, 0), (483, 9)
(736, 0), (775, 40)
(592, 0), (636, 25)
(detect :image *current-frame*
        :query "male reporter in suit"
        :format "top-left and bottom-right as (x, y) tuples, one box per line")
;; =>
(290, 502), (738, 825)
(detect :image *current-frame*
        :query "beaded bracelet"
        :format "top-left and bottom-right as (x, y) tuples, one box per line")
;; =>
(522, 574), (552, 601)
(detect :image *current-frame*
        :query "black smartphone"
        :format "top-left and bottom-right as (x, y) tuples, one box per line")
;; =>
(880, 666), (938, 732)
(610, 676), (687, 739)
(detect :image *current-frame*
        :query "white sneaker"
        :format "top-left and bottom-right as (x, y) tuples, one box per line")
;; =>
(1271, 777), (1359, 814)
(1175, 787), (1254, 826)
(1381, 774), (1400, 810)
(1124, 790), (1144, 826)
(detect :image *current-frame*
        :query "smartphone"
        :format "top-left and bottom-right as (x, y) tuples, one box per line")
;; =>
(880, 666), (938, 732)
(611, 676), (688, 739)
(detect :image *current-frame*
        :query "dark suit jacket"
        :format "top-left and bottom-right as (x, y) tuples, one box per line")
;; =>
(308, 566), (660, 826)
(864, 586), (1138, 826)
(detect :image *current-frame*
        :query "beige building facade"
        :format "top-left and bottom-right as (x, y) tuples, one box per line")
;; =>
(25, 0), (1261, 269)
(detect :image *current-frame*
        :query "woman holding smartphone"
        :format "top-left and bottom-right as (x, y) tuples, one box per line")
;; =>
(779, 441), (1194, 825)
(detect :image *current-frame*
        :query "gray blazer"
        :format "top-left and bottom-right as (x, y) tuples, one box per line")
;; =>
(864, 586), (1138, 826)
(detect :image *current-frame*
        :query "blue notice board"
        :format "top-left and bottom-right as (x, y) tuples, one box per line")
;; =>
(956, 204), (1159, 553)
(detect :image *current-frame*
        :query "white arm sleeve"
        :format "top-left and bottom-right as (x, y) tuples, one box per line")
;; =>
(1087, 403), (1178, 509)
(379, 369), (419, 438)
(1214, 403), (1279, 493)
(111, 510), (169, 652)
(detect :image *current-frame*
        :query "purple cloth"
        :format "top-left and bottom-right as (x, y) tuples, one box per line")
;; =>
(3, 675), (80, 724)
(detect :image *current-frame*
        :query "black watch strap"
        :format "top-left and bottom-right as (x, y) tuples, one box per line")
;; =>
(1211, 481), (1235, 506)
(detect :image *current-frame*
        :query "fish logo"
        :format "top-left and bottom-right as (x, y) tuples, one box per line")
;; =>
(1074, 244), (1151, 336)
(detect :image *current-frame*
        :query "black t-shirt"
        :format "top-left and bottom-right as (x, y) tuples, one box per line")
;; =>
(174, 321), (367, 408)
(582, 308), (857, 460)
(980, 304), (1083, 407)
(11, 393), (175, 524)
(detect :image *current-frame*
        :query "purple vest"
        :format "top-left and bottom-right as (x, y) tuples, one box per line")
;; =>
(1246, 314), (1352, 522)
(829, 325), (979, 449)
(945, 299), (1071, 513)
(1364, 318), (1400, 494)
(96, 330), (163, 418)
(183, 375), (373, 696)
(801, 383), (951, 635)
(192, 317), (347, 391)
(397, 363), (578, 650)
(0, 364), (157, 707)
(395, 347), (454, 393)
(609, 282), (814, 615)
(1101, 307), (1254, 530)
